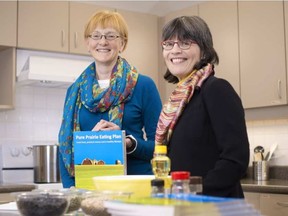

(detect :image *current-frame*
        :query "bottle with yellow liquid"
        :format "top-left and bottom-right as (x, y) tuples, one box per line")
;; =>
(151, 145), (171, 178)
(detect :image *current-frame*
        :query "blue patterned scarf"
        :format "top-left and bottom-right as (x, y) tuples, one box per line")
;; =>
(58, 57), (138, 176)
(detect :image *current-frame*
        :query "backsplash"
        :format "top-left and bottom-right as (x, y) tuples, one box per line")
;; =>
(246, 119), (288, 166)
(0, 86), (288, 166)
(0, 85), (66, 146)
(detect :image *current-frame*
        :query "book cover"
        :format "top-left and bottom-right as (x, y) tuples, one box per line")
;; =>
(73, 130), (126, 190)
(104, 196), (261, 216)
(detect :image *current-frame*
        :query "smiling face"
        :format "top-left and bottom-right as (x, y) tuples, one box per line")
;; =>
(86, 28), (125, 67)
(162, 37), (201, 81)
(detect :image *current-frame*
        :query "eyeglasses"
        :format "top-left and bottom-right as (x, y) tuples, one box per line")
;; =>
(161, 40), (196, 50)
(89, 34), (120, 41)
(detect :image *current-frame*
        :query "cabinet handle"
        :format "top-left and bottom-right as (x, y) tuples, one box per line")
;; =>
(277, 202), (288, 207)
(277, 79), (282, 99)
(74, 32), (78, 48)
(61, 30), (65, 47)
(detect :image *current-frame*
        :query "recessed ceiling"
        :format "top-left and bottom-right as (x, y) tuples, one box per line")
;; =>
(81, 1), (200, 16)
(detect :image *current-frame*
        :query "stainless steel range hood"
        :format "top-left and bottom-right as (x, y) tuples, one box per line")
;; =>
(16, 49), (93, 88)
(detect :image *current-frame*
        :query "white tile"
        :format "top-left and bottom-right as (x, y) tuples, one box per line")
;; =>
(32, 123), (47, 140)
(46, 109), (62, 123)
(32, 108), (48, 123)
(5, 109), (21, 123)
(5, 122), (20, 140)
(16, 86), (34, 108)
(19, 122), (34, 140)
(0, 111), (6, 122)
(33, 92), (47, 109)
(0, 123), (6, 139)
(46, 93), (66, 109)
(46, 125), (60, 142)
(18, 108), (33, 123)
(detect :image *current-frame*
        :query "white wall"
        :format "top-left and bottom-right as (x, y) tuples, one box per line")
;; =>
(0, 85), (287, 166)
(0, 85), (66, 146)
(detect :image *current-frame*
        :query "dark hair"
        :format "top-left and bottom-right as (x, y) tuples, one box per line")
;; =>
(162, 16), (219, 83)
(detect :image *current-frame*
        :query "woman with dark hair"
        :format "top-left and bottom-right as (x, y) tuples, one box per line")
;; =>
(156, 16), (249, 198)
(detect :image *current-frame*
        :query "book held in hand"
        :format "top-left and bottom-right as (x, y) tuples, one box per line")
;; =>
(73, 130), (126, 189)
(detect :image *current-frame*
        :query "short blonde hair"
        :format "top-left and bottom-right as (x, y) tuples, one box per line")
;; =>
(84, 10), (128, 51)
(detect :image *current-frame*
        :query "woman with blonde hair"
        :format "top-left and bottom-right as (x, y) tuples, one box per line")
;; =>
(59, 10), (162, 188)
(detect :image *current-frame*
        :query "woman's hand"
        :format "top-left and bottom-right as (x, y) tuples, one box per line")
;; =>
(125, 137), (133, 148)
(92, 119), (120, 131)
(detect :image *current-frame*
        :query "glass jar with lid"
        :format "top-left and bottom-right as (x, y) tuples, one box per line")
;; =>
(170, 171), (190, 197)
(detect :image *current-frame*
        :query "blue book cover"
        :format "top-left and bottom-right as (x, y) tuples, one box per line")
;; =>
(73, 130), (126, 189)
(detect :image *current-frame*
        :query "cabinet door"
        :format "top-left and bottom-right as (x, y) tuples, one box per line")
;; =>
(199, 1), (240, 95)
(244, 192), (260, 211)
(0, 48), (15, 110)
(18, 1), (69, 52)
(239, 1), (287, 108)
(260, 193), (288, 216)
(284, 1), (288, 100)
(118, 10), (159, 85)
(69, 2), (114, 55)
(0, 2), (17, 47)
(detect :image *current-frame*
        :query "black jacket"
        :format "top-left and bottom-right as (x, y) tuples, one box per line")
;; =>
(168, 75), (250, 198)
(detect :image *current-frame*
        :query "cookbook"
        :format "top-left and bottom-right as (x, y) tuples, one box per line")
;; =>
(104, 195), (261, 216)
(73, 130), (126, 189)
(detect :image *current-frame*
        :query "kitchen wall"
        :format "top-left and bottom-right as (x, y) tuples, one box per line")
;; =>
(0, 84), (287, 166)
(0, 85), (66, 146)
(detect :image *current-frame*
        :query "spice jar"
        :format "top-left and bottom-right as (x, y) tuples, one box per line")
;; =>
(170, 171), (190, 197)
(151, 178), (165, 198)
(189, 176), (203, 195)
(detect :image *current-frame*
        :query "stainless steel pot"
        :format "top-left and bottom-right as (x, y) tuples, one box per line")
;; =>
(31, 145), (60, 183)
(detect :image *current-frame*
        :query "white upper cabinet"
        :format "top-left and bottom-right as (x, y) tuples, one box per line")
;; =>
(239, 1), (287, 108)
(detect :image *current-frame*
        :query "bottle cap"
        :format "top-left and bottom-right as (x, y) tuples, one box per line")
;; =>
(154, 145), (167, 154)
(189, 176), (202, 184)
(171, 171), (190, 180)
(151, 178), (165, 187)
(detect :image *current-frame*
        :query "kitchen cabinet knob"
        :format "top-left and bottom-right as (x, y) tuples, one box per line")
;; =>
(74, 32), (78, 48)
(277, 79), (282, 99)
(61, 30), (65, 47)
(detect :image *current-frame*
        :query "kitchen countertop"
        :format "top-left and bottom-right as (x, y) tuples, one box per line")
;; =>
(241, 178), (288, 194)
(241, 165), (288, 194)
(0, 183), (36, 193)
(1, 166), (288, 195)
(1, 179), (288, 195)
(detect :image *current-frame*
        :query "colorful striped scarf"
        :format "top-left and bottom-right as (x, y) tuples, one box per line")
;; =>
(58, 57), (138, 176)
(155, 64), (213, 145)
